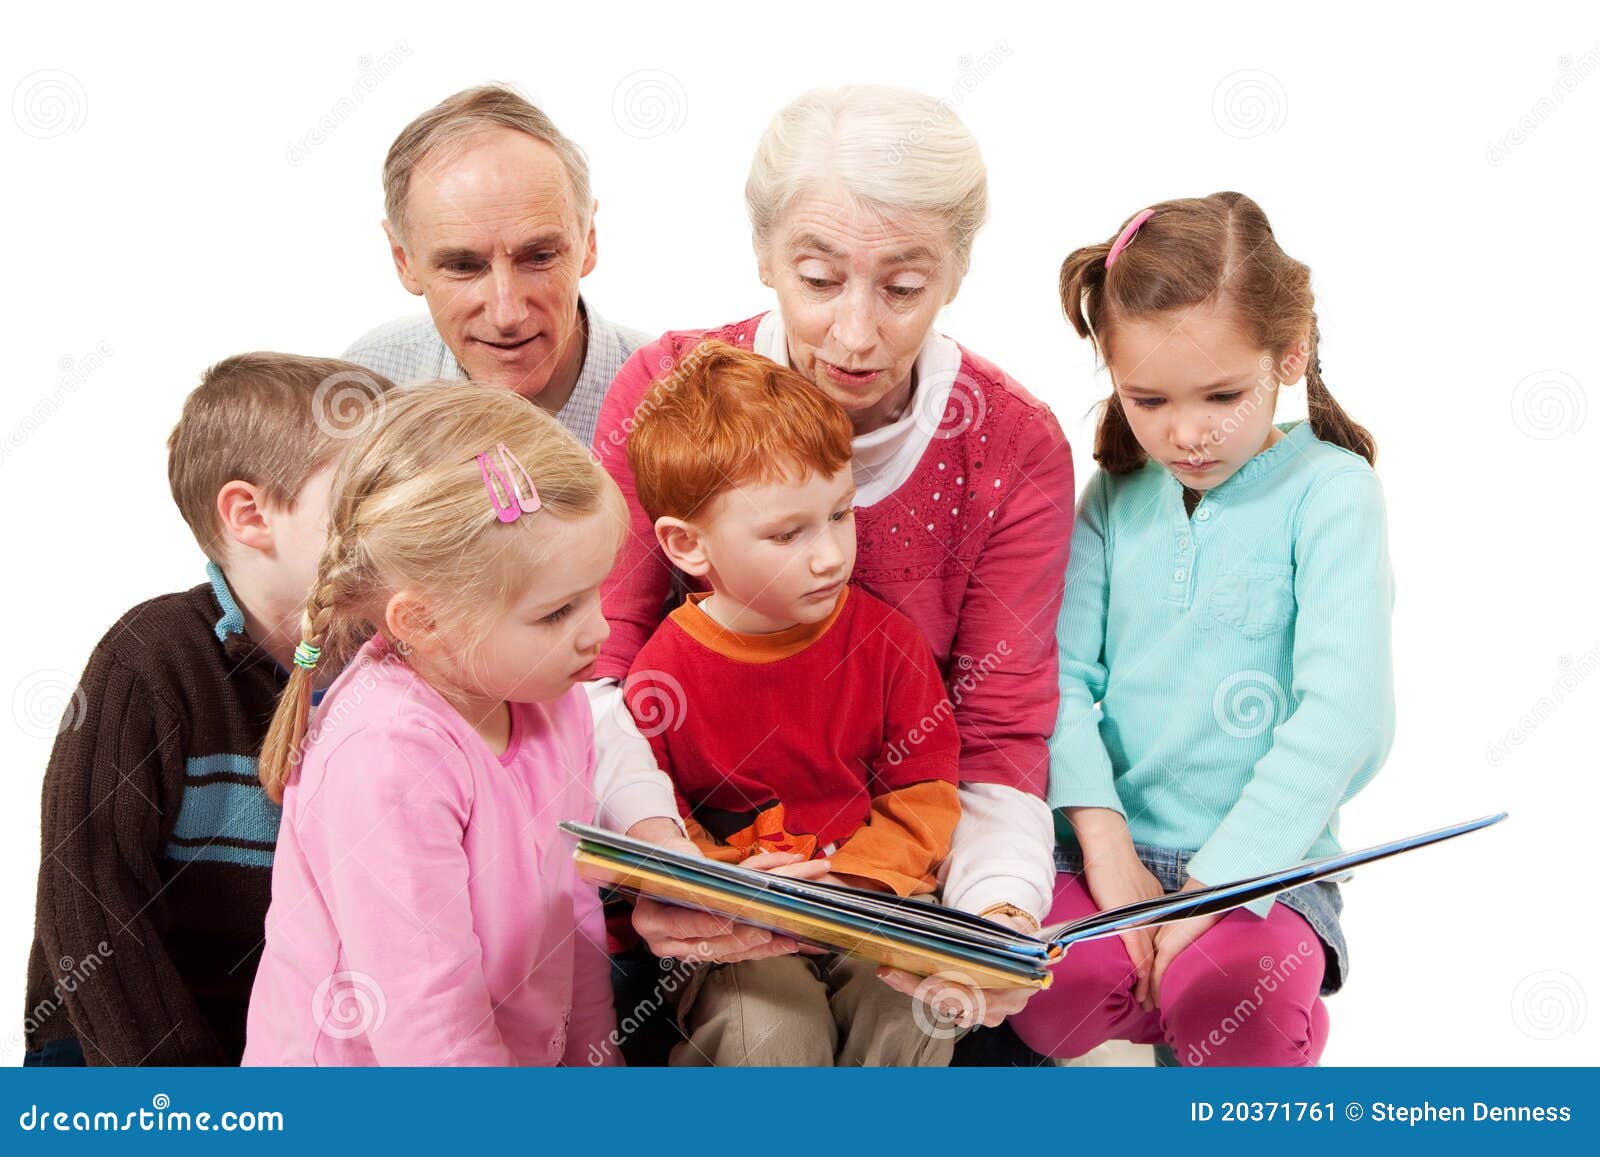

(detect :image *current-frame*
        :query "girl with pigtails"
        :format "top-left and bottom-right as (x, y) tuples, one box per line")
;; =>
(1011, 193), (1395, 1066)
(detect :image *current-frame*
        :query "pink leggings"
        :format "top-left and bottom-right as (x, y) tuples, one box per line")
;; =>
(1010, 873), (1330, 1067)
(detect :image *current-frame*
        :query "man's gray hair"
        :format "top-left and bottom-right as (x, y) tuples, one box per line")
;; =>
(383, 83), (593, 241)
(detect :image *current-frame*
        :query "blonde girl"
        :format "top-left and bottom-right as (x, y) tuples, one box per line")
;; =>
(243, 382), (626, 1066)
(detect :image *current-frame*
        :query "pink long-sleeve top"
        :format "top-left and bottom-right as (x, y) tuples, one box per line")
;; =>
(243, 636), (618, 1067)
(593, 313), (1075, 798)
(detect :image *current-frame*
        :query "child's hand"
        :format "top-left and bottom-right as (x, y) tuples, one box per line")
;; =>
(1147, 877), (1222, 1008)
(1090, 859), (1164, 1012)
(744, 853), (835, 953)
(1075, 825), (1165, 1011)
(743, 851), (833, 881)
(624, 816), (704, 860)
(813, 871), (893, 892)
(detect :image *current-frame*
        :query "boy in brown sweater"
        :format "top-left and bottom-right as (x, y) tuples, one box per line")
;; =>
(21, 354), (393, 1065)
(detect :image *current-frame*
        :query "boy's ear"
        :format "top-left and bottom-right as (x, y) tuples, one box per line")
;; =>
(384, 219), (425, 296)
(655, 517), (711, 577)
(217, 480), (273, 555)
(383, 590), (437, 648)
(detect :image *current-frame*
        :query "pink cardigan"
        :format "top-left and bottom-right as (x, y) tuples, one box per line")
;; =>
(243, 637), (618, 1066)
(594, 314), (1075, 797)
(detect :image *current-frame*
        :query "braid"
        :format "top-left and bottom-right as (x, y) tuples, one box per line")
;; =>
(257, 521), (371, 802)
(1303, 319), (1377, 466)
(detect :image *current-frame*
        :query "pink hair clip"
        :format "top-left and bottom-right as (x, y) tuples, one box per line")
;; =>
(476, 443), (542, 524)
(1105, 208), (1156, 268)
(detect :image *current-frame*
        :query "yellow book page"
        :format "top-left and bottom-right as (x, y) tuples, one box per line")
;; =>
(576, 851), (1049, 992)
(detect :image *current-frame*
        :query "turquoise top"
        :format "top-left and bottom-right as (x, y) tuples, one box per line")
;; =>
(1048, 421), (1395, 913)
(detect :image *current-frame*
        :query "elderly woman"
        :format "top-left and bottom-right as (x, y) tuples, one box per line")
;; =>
(592, 86), (1074, 1054)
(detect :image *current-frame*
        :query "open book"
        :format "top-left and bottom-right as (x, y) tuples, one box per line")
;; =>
(562, 812), (1506, 990)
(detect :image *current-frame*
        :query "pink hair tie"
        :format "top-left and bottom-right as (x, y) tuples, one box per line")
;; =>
(1105, 208), (1156, 268)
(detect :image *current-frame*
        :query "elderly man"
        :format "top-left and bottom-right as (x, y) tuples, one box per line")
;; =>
(345, 84), (645, 446)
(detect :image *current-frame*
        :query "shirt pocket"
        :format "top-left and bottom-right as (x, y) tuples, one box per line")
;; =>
(1207, 561), (1295, 639)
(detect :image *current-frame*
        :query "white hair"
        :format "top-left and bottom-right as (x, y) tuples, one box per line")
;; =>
(745, 85), (989, 275)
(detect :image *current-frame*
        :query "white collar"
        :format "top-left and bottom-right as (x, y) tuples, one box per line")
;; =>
(752, 311), (962, 508)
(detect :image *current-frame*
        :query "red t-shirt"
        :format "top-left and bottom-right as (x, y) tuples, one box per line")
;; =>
(625, 586), (960, 896)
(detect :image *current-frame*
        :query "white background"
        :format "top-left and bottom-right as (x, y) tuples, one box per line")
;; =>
(2, 0), (1595, 1066)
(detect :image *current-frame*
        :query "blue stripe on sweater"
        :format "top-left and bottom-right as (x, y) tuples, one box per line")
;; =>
(165, 840), (275, 870)
(182, 752), (260, 782)
(163, 755), (281, 868)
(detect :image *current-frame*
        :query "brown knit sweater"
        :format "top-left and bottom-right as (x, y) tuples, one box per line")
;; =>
(24, 567), (289, 1065)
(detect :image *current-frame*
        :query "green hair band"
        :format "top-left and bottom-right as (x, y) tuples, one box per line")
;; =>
(292, 641), (323, 671)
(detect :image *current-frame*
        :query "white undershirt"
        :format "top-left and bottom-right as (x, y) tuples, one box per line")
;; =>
(752, 310), (962, 508)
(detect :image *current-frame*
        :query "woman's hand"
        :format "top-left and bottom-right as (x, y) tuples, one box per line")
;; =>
(1069, 807), (1166, 1011)
(1147, 877), (1221, 1008)
(627, 847), (834, 963)
(812, 871), (893, 892)
(875, 910), (1044, 1029)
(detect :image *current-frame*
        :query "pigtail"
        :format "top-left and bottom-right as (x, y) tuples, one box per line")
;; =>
(1061, 240), (1148, 475)
(1092, 392), (1148, 474)
(1303, 319), (1377, 466)
(1058, 241), (1112, 342)
(258, 524), (368, 802)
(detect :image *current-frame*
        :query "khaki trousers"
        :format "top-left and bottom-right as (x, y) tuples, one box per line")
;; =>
(668, 950), (963, 1067)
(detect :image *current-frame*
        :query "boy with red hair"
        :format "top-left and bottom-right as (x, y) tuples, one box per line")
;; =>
(624, 340), (962, 1066)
